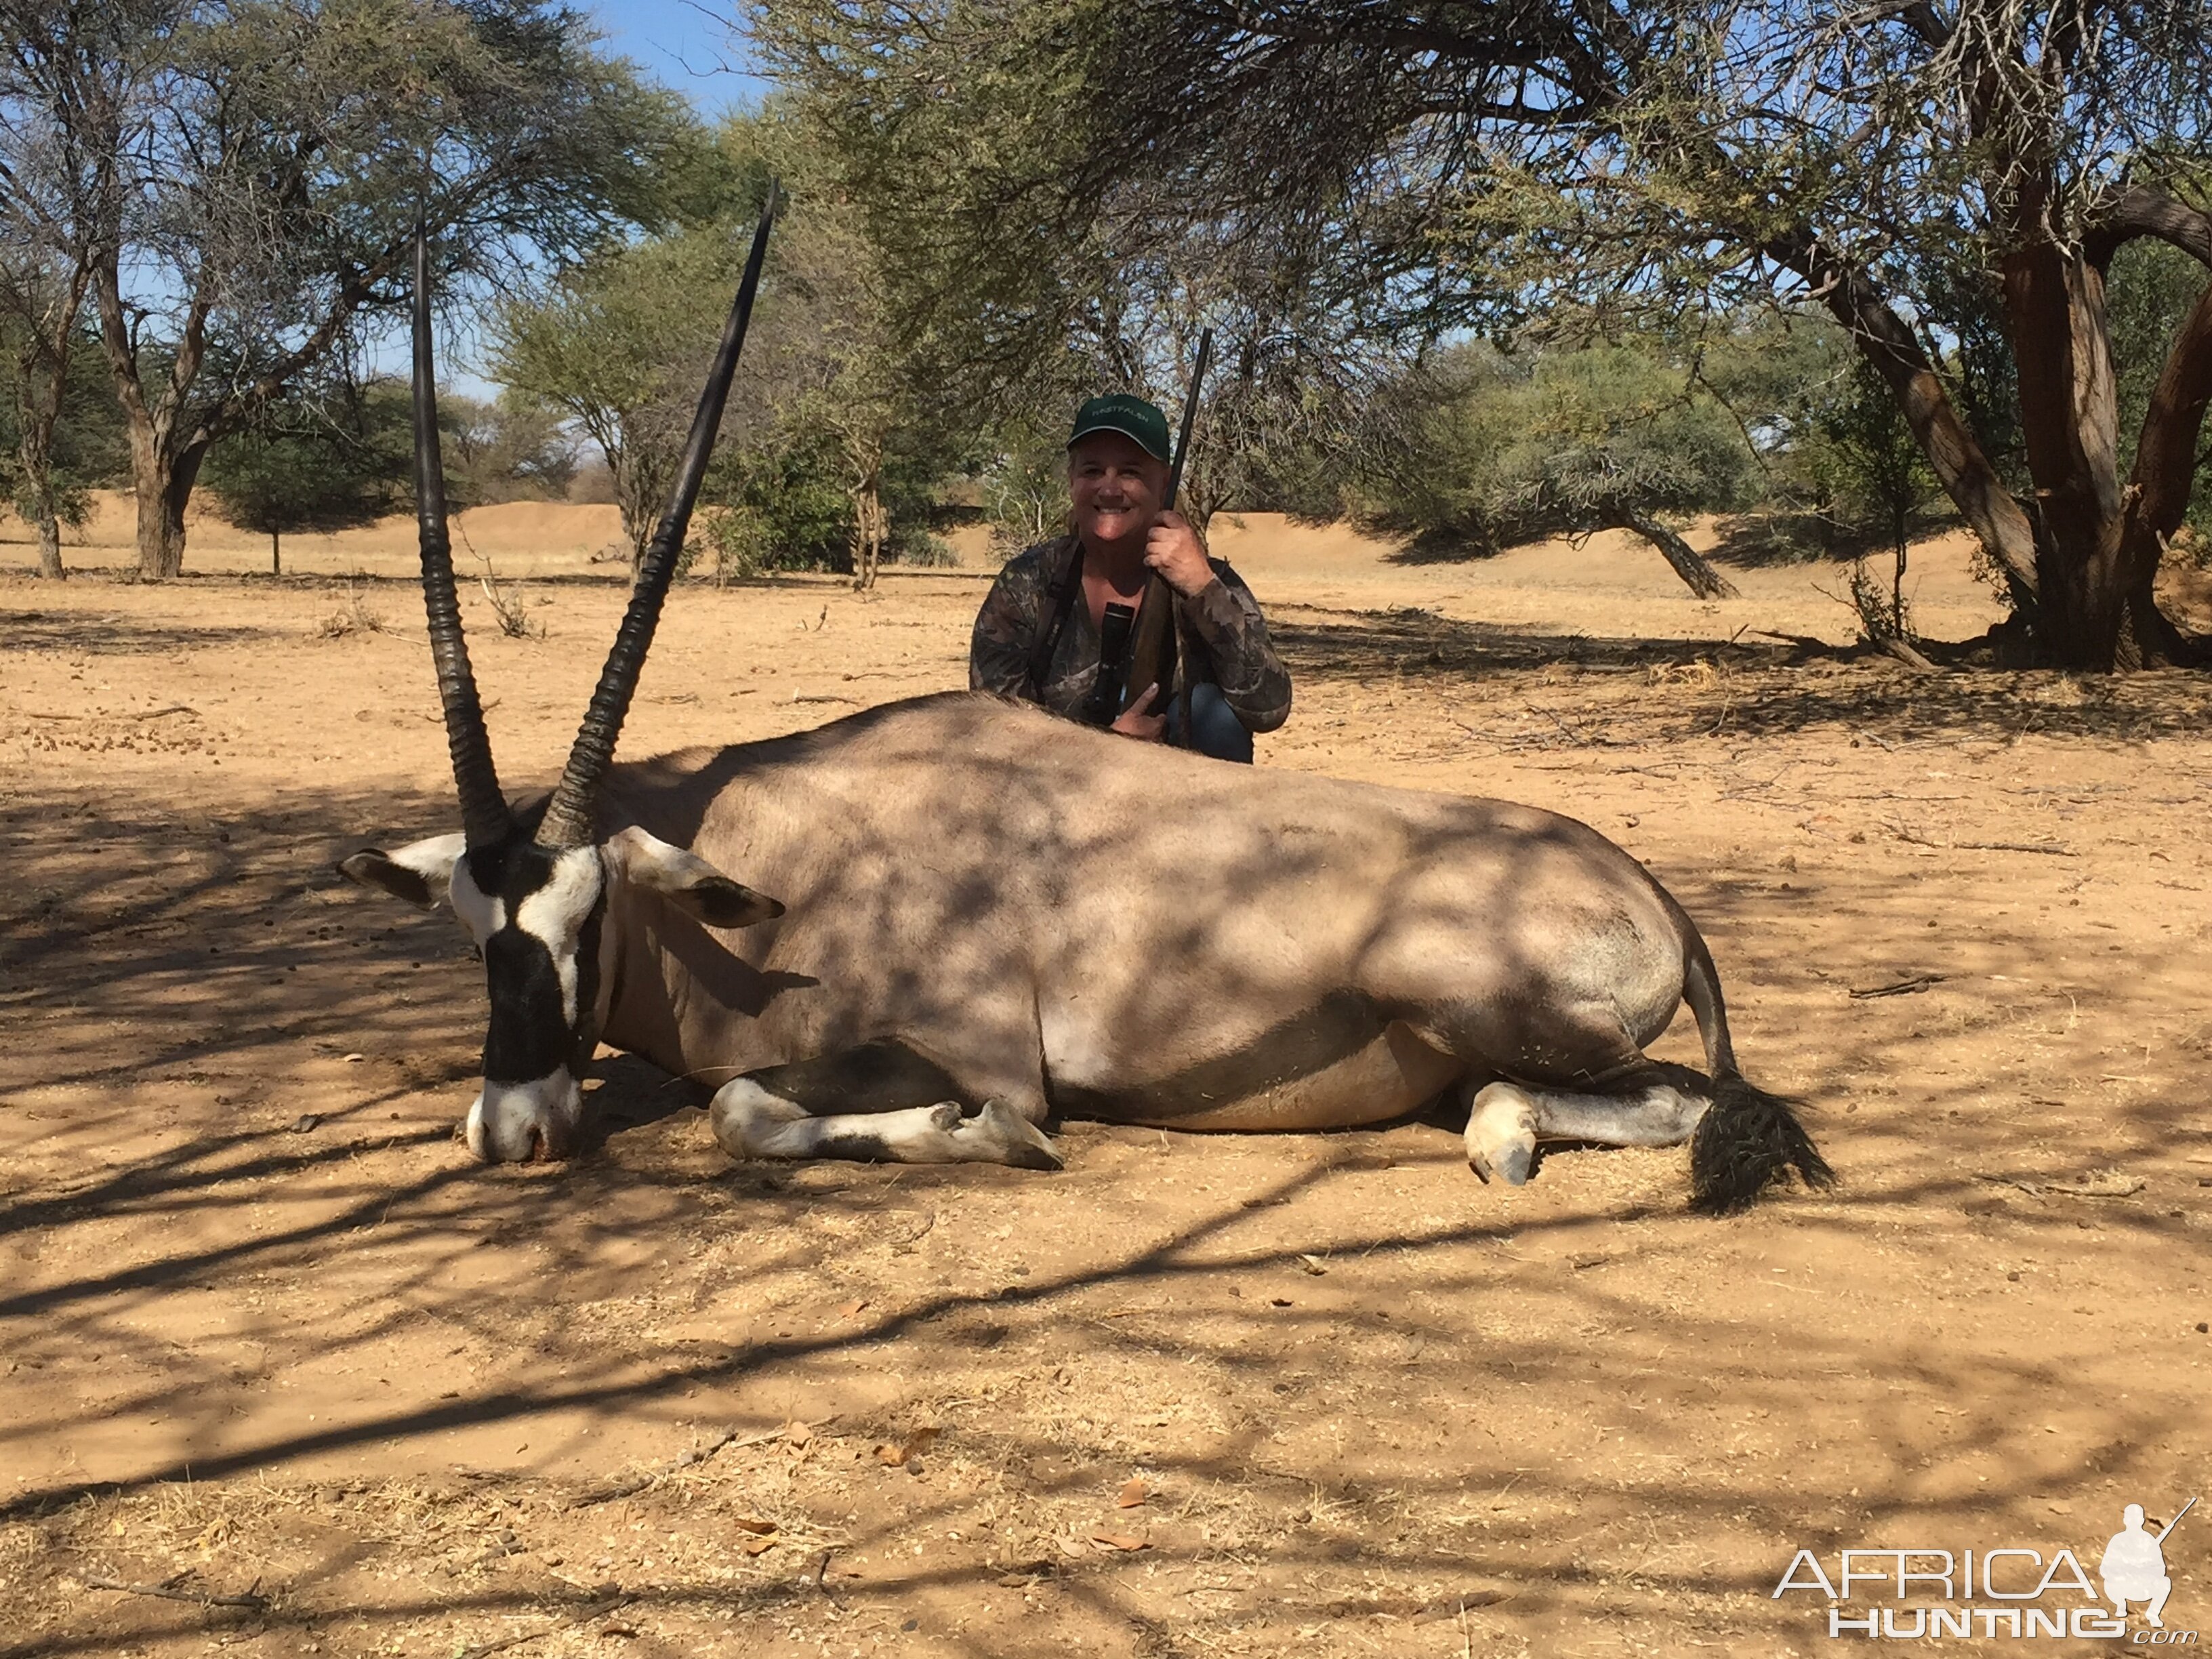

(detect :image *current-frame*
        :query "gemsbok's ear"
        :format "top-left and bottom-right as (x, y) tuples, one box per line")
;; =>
(605, 825), (785, 930)
(337, 832), (468, 909)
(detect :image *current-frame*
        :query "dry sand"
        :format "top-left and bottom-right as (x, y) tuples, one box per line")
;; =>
(1, 504), (2206, 1658)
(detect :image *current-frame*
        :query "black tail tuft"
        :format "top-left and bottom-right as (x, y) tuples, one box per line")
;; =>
(1689, 1071), (1835, 1216)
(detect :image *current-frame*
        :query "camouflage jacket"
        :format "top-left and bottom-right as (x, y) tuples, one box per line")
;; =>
(967, 534), (1292, 734)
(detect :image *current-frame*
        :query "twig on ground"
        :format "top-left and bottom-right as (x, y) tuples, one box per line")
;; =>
(1849, 974), (1948, 999)
(569, 1425), (786, 1508)
(791, 693), (859, 705)
(24, 703), (197, 722)
(1747, 628), (1831, 651)
(1974, 1172), (2145, 1200)
(457, 1595), (634, 1659)
(83, 1574), (268, 1611)
(1884, 823), (2074, 857)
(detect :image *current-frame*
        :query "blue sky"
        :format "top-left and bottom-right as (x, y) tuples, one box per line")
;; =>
(585, 0), (769, 116)
(419, 3), (763, 396)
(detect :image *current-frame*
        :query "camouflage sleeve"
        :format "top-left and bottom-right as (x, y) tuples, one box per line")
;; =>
(1184, 560), (1293, 734)
(969, 546), (1054, 697)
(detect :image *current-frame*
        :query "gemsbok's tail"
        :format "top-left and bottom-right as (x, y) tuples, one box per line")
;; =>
(1677, 918), (1835, 1214)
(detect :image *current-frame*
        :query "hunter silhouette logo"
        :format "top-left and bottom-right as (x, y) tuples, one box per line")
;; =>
(2104, 1498), (2192, 1630)
(1774, 1495), (2197, 1640)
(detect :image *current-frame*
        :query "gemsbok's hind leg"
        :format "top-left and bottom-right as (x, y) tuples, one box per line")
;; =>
(707, 1040), (1061, 1171)
(1464, 1076), (1708, 1185)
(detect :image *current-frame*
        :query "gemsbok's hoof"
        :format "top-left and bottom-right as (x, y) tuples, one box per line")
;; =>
(1465, 1082), (1539, 1186)
(972, 1098), (1064, 1172)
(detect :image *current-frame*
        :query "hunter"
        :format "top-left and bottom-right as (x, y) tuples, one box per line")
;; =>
(968, 394), (1292, 762)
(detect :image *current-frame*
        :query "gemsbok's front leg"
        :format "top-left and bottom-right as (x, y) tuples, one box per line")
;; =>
(706, 1041), (1062, 1171)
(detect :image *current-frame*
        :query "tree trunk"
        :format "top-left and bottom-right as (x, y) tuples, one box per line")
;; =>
(849, 478), (884, 591)
(14, 348), (70, 579)
(123, 415), (208, 580)
(2002, 243), (2135, 667)
(2108, 276), (2212, 668)
(1620, 512), (1739, 598)
(35, 512), (64, 579)
(1783, 234), (2044, 610)
(271, 529), (281, 575)
(18, 429), (66, 579)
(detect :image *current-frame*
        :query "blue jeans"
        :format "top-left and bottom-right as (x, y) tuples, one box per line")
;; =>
(1176, 682), (1254, 764)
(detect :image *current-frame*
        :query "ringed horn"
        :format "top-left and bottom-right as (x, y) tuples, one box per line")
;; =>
(407, 188), (779, 850)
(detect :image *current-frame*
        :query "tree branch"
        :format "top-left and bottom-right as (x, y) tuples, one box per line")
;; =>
(2084, 186), (2212, 272)
(1767, 230), (2041, 599)
(2125, 279), (2212, 537)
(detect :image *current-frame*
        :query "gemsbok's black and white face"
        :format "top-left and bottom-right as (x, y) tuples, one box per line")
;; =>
(342, 827), (779, 1160)
(338, 211), (779, 1161)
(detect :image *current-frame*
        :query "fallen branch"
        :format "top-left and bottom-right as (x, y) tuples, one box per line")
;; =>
(1883, 638), (1942, 674)
(83, 1573), (268, 1611)
(1885, 823), (2073, 857)
(1849, 974), (1948, 999)
(569, 1426), (766, 1509)
(457, 1595), (634, 1659)
(791, 693), (859, 705)
(23, 703), (197, 722)
(1975, 1171), (2145, 1200)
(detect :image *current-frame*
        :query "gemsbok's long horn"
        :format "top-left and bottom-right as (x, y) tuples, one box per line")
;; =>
(534, 188), (778, 851)
(412, 228), (514, 848)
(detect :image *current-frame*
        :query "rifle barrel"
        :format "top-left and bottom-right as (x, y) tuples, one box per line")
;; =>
(1121, 328), (1214, 718)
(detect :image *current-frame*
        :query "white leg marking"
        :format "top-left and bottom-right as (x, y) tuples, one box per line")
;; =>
(1466, 1080), (1709, 1184)
(709, 1079), (1061, 1170)
(1466, 1082), (1540, 1185)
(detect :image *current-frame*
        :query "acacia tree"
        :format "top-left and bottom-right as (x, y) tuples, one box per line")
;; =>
(198, 377), (407, 572)
(758, 0), (2212, 668)
(1348, 342), (1750, 594)
(6, 0), (685, 579)
(495, 218), (754, 567)
(0, 1), (134, 578)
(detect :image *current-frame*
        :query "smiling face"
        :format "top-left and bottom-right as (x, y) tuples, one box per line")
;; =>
(340, 824), (785, 1162)
(1067, 432), (1169, 554)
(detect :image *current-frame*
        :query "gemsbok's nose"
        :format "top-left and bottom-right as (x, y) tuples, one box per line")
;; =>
(466, 1073), (583, 1163)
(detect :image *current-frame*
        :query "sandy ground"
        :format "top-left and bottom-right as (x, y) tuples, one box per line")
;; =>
(1, 506), (2207, 1658)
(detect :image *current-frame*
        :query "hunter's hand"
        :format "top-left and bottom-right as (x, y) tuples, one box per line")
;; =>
(1145, 512), (1214, 597)
(1112, 682), (1168, 742)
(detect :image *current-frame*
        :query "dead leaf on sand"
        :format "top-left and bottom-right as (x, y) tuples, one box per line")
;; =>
(1090, 1530), (1149, 1552)
(1117, 1478), (1149, 1509)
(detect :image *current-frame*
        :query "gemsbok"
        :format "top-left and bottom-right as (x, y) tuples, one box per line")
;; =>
(339, 215), (1832, 1214)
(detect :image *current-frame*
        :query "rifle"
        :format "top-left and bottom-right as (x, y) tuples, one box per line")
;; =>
(1080, 599), (1139, 726)
(1117, 329), (1213, 733)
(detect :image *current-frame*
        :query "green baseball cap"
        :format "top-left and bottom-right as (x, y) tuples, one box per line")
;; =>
(1067, 394), (1172, 462)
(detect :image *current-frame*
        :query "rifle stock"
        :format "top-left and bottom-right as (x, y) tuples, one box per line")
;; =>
(1120, 329), (1213, 720)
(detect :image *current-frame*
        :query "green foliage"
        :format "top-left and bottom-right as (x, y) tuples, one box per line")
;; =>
(1347, 341), (1753, 551)
(0, 324), (127, 527)
(703, 424), (855, 577)
(2109, 239), (2212, 548)
(976, 415), (1070, 560)
(494, 214), (761, 560)
(2, 0), (701, 575)
(199, 380), (409, 569)
(438, 394), (580, 508)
